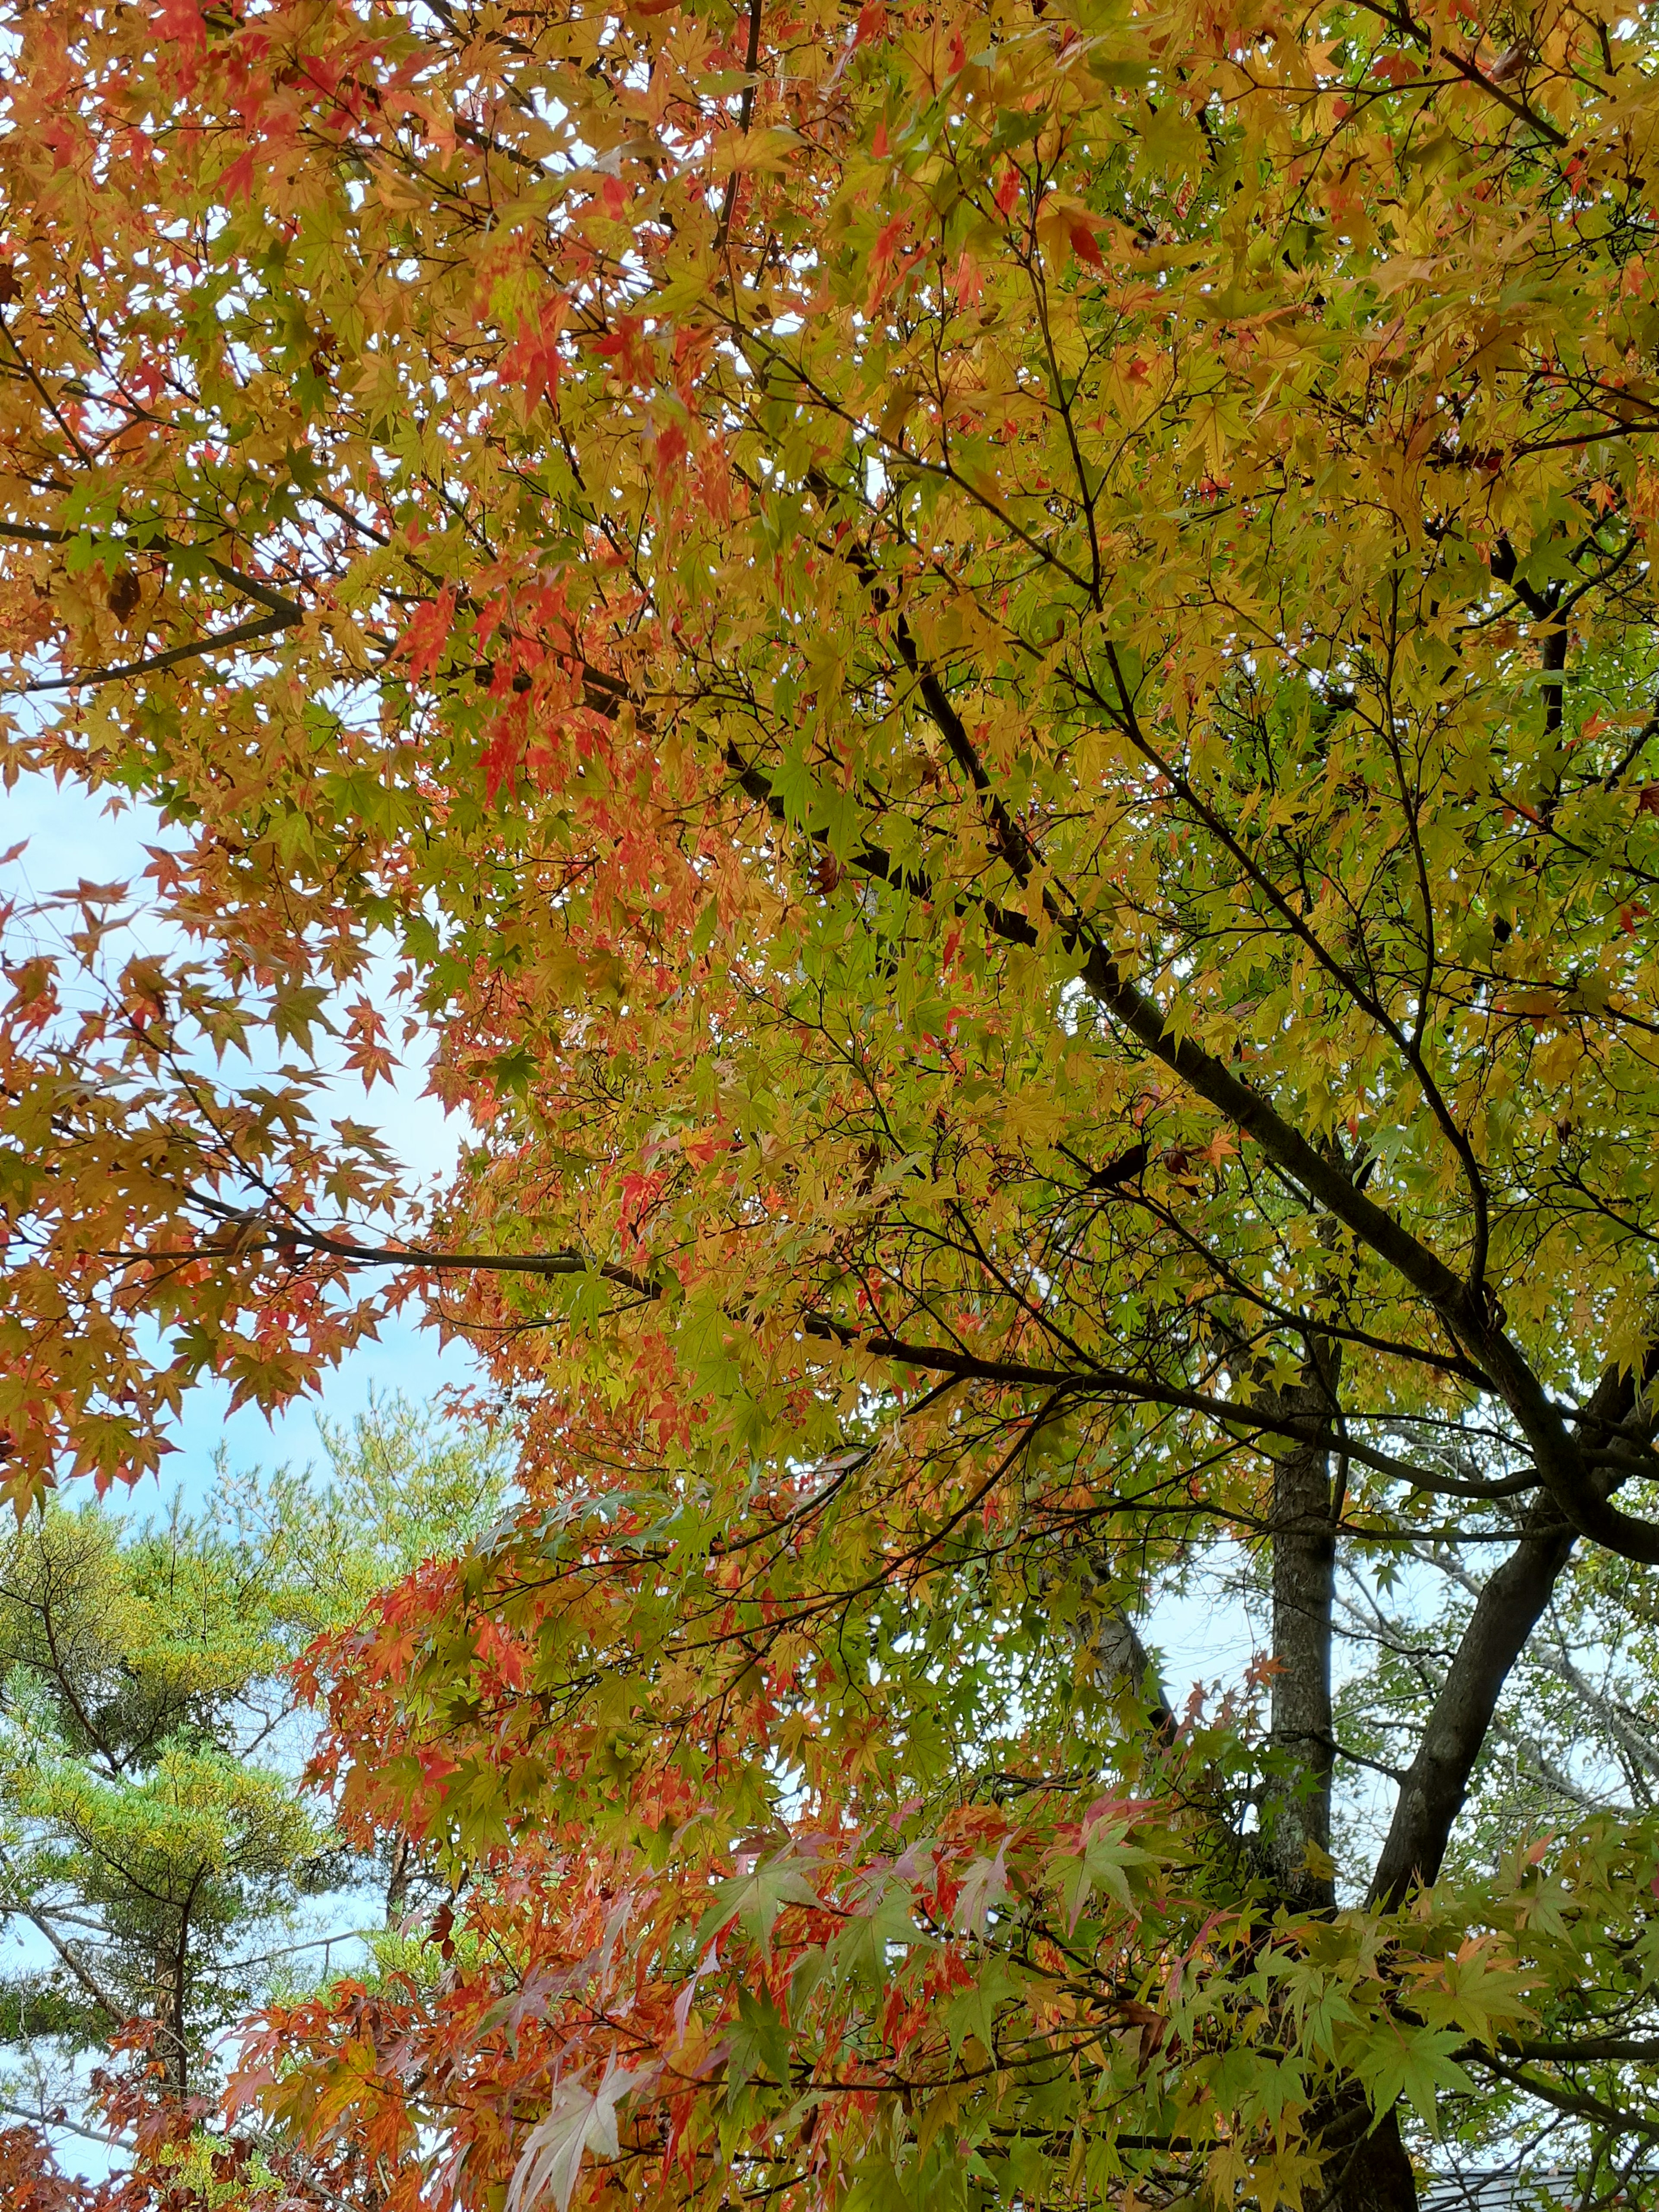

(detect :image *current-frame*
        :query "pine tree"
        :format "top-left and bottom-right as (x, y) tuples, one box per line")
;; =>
(0, 1396), (508, 2140)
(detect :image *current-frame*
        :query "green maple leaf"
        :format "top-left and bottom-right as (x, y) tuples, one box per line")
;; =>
(1351, 2024), (1471, 2133)
(699, 1854), (822, 1950)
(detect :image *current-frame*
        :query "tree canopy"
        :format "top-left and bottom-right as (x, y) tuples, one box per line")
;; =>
(5, 0), (1659, 2205)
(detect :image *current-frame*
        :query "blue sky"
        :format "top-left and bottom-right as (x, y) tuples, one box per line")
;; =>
(5, 769), (484, 1514)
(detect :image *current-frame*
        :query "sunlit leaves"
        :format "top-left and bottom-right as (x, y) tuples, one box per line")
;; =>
(6, 0), (1659, 2201)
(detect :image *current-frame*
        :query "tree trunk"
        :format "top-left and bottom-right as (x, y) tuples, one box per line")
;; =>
(1089, 1605), (1176, 1745)
(1253, 1345), (1417, 2210)
(154, 1939), (188, 2098)
(1314, 2094), (1418, 2212)
(1261, 1343), (1341, 1913)
(386, 1829), (413, 1925)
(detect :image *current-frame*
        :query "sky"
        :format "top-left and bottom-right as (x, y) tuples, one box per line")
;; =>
(4, 767), (485, 1515)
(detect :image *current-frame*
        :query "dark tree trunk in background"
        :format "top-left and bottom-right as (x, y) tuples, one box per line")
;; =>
(1091, 1605), (1176, 1744)
(1316, 2097), (1419, 2212)
(1262, 1344), (1341, 1914)
(1257, 1347), (1419, 2212)
(154, 1939), (188, 2098)
(386, 1830), (413, 1925)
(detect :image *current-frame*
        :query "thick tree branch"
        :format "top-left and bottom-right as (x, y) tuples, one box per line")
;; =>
(1367, 1494), (1576, 1905)
(773, 492), (1659, 1564)
(854, 664), (1659, 1563)
(0, 515), (306, 691)
(18, 609), (295, 692)
(123, 1211), (1497, 1493)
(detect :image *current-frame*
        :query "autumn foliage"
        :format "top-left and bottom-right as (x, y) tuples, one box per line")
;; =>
(6, 0), (1659, 2202)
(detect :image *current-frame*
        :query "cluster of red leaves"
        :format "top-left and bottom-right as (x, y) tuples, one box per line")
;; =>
(0, 2126), (95, 2212)
(221, 1792), (1192, 2212)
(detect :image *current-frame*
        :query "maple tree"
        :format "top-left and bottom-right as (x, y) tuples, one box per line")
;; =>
(5, 0), (1659, 2202)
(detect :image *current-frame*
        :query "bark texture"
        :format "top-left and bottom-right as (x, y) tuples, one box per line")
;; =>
(1315, 2097), (1418, 2212)
(1368, 1498), (1575, 1907)
(1256, 1348), (1418, 2211)
(1262, 1346), (1341, 1914)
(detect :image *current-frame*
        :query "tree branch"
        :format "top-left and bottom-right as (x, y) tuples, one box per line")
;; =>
(0, 1851), (121, 2023)
(1367, 1494), (1576, 1906)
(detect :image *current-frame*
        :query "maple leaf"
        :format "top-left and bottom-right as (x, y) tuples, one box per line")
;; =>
(506, 2064), (637, 2212)
(700, 1854), (823, 1950)
(402, 590), (455, 682)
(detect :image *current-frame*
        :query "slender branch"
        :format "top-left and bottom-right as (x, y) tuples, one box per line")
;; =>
(0, 1851), (121, 2022)
(107, 1211), (1514, 1493)
(1438, 48), (1570, 146)
(16, 610), (294, 693)
(0, 2097), (131, 2151)
(713, 0), (763, 254)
